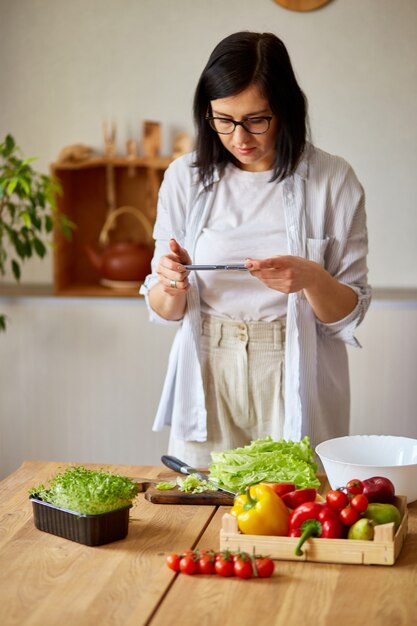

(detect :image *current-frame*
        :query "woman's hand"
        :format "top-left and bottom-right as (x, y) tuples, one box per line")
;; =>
(148, 239), (191, 321)
(156, 239), (191, 294)
(245, 255), (316, 294)
(245, 255), (358, 323)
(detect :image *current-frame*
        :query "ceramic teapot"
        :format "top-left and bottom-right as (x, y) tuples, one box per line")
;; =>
(85, 206), (154, 285)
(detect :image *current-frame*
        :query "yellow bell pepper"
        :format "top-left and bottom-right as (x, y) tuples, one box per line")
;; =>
(230, 483), (289, 536)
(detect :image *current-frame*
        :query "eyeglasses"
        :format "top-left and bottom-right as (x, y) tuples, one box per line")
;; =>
(206, 116), (273, 135)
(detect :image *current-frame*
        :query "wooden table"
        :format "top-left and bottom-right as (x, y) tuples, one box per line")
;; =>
(1, 461), (416, 626)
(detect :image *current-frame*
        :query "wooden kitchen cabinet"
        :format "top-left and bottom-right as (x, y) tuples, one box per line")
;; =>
(52, 156), (171, 297)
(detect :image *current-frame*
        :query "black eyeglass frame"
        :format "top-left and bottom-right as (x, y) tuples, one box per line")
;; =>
(205, 115), (274, 135)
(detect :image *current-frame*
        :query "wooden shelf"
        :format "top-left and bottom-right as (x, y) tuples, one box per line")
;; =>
(50, 155), (172, 171)
(53, 282), (142, 298)
(52, 155), (171, 297)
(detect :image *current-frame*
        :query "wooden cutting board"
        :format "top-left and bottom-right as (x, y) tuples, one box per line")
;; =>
(134, 473), (235, 506)
(134, 472), (328, 506)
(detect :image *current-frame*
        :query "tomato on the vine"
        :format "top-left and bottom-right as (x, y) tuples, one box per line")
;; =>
(233, 554), (253, 579)
(214, 556), (234, 576)
(346, 479), (364, 495)
(326, 489), (349, 510)
(166, 553), (181, 572)
(254, 557), (275, 578)
(339, 506), (360, 526)
(199, 554), (216, 575)
(350, 493), (368, 513)
(179, 555), (199, 575)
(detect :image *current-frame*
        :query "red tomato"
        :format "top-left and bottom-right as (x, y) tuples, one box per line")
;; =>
(346, 479), (364, 495)
(234, 557), (253, 579)
(255, 557), (275, 578)
(350, 493), (369, 513)
(321, 517), (344, 538)
(326, 489), (349, 510)
(339, 506), (360, 526)
(166, 553), (180, 572)
(179, 555), (199, 575)
(199, 554), (216, 575)
(215, 556), (234, 577)
(260, 482), (296, 497)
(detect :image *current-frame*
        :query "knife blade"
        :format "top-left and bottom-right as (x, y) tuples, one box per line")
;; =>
(161, 455), (237, 497)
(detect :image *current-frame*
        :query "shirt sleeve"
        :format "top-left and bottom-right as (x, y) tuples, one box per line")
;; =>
(139, 156), (190, 325)
(316, 283), (371, 346)
(314, 157), (372, 345)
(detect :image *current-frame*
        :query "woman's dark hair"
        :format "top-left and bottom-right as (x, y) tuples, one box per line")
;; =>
(193, 31), (308, 185)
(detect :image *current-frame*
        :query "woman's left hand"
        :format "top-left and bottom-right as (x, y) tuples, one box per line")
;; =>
(244, 256), (316, 294)
(245, 255), (358, 323)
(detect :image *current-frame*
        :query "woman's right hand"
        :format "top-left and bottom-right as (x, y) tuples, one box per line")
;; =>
(155, 238), (191, 294)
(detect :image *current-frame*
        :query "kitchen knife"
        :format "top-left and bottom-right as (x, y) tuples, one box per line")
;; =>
(161, 455), (237, 497)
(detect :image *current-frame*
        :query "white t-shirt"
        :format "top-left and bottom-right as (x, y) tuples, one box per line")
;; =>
(194, 163), (288, 321)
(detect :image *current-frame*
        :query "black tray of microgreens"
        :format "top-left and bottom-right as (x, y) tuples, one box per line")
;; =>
(29, 466), (139, 546)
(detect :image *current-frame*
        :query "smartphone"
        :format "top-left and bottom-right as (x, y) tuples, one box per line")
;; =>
(184, 264), (248, 271)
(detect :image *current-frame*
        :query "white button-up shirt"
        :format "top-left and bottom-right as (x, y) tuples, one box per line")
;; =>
(140, 145), (371, 449)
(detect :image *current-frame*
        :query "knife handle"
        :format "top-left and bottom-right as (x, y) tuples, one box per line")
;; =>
(161, 455), (194, 476)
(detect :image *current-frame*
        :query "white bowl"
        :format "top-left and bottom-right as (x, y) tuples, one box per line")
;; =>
(315, 435), (417, 503)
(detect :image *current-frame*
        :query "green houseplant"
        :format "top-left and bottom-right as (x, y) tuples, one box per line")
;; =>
(0, 134), (74, 330)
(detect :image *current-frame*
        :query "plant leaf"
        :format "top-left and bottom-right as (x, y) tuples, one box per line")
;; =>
(4, 134), (15, 157)
(11, 259), (21, 280)
(21, 212), (32, 228)
(7, 179), (18, 195)
(33, 237), (46, 258)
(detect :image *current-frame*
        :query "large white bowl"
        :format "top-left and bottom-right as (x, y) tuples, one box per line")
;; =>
(315, 435), (417, 503)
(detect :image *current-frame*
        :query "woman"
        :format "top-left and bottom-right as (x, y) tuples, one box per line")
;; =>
(140, 31), (371, 467)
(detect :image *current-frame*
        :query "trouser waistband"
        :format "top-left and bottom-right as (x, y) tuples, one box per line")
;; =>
(201, 313), (286, 349)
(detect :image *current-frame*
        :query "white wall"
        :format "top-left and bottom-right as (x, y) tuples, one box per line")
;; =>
(0, 297), (174, 478)
(1, 0), (417, 287)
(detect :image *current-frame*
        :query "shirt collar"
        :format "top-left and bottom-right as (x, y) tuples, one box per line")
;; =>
(196, 142), (311, 191)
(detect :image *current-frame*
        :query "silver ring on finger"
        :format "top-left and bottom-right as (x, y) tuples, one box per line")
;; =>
(169, 279), (177, 289)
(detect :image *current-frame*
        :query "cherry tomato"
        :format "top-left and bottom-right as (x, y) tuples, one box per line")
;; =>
(181, 548), (196, 557)
(215, 555), (234, 577)
(346, 479), (364, 495)
(339, 506), (360, 526)
(350, 493), (369, 513)
(166, 553), (181, 572)
(234, 556), (253, 579)
(198, 554), (216, 575)
(255, 557), (275, 578)
(232, 551), (250, 562)
(326, 489), (349, 510)
(179, 555), (199, 575)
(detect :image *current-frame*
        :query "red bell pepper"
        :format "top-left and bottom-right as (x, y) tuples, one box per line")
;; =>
(260, 482), (296, 497)
(281, 488), (317, 509)
(288, 501), (344, 556)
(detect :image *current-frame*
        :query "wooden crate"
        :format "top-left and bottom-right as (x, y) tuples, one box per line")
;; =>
(220, 496), (408, 566)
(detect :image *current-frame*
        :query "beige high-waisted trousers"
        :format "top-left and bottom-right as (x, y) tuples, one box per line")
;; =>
(168, 313), (286, 468)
